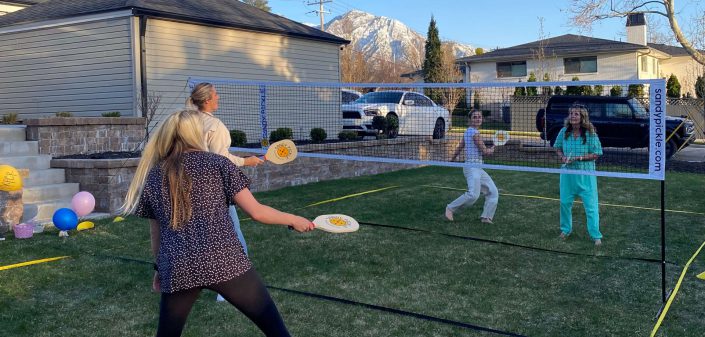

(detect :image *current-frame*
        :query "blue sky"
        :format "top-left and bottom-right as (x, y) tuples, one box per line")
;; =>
(269, 0), (702, 49)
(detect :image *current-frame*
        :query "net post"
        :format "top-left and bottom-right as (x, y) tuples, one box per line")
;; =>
(259, 85), (268, 148)
(660, 180), (666, 303)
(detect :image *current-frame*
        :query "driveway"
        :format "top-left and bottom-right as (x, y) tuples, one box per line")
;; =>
(671, 143), (705, 163)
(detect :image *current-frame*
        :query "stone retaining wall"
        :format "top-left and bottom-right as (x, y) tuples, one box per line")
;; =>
(50, 158), (140, 214)
(25, 117), (146, 156)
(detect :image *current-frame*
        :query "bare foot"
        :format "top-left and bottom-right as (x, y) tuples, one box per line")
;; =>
(445, 208), (454, 221)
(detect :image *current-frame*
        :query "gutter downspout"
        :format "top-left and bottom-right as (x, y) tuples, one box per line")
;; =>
(138, 15), (148, 118)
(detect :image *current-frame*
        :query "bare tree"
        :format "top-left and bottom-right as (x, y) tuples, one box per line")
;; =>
(340, 46), (372, 83)
(567, 0), (705, 65)
(436, 44), (464, 115)
(135, 90), (162, 139)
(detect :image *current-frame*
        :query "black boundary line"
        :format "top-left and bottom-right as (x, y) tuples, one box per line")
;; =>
(268, 286), (528, 337)
(359, 222), (678, 266)
(92, 254), (528, 336)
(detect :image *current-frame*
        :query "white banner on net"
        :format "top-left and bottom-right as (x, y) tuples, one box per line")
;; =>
(187, 77), (671, 181)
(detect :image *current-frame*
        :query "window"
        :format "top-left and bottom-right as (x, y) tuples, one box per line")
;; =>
(564, 56), (597, 74)
(357, 92), (404, 104)
(404, 93), (433, 106)
(605, 103), (633, 118)
(496, 61), (527, 78)
(640, 56), (648, 72)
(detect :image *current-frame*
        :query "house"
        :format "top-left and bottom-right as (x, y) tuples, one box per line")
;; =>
(0, 0), (349, 140)
(0, 0), (44, 16)
(457, 13), (703, 97)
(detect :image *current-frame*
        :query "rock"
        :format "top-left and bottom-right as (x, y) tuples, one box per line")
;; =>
(0, 190), (23, 233)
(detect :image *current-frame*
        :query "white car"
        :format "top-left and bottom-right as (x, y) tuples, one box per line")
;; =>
(341, 91), (450, 139)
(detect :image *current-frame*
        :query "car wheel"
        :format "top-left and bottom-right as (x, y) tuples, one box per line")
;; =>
(386, 114), (399, 139)
(432, 118), (446, 139)
(665, 139), (677, 159)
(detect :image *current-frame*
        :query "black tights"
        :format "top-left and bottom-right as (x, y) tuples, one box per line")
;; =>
(156, 268), (290, 337)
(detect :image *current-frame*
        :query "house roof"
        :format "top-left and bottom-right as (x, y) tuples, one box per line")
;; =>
(0, 0), (349, 45)
(647, 42), (704, 57)
(457, 34), (651, 63)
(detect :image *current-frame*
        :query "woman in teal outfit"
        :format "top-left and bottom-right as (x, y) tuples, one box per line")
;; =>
(554, 104), (603, 246)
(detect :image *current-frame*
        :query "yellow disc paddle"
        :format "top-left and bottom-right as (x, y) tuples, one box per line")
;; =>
(263, 139), (297, 165)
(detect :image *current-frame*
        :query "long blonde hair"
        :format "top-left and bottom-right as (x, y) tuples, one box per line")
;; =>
(564, 103), (597, 144)
(122, 109), (206, 229)
(186, 82), (214, 111)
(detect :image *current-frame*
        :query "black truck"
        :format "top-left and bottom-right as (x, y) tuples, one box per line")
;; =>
(535, 95), (695, 159)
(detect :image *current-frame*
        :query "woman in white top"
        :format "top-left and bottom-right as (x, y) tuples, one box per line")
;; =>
(445, 110), (499, 224)
(188, 83), (263, 302)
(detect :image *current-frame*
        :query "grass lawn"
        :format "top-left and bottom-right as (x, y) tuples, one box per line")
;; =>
(1, 167), (704, 336)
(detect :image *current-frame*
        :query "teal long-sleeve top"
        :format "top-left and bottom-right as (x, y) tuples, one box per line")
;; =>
(553, 127), (603, 170)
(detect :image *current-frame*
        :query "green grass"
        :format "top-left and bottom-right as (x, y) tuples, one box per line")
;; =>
(1, 167), (704, 336)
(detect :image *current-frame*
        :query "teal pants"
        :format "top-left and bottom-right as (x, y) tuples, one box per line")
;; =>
(559, 174), (602, 240)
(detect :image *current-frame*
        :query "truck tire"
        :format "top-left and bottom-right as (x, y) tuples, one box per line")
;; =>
(535, 108), (546, 132)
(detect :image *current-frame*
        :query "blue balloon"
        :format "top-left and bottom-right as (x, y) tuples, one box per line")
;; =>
(53, 208), (78, 231)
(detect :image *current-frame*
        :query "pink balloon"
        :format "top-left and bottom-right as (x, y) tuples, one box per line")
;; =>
(71, 191), (95, 217)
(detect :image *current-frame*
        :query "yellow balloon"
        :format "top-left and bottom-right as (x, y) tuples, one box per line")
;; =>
(113, 216), (125, 222)
(0, 165), (22, 192)
(77, 221), (95, 231)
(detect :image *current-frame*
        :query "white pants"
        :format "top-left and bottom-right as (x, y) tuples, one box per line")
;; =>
(447, 167), (498, 220)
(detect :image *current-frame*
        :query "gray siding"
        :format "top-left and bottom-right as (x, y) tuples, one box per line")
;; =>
(144, 19), (342, 143)
(0, 18), (134, 119)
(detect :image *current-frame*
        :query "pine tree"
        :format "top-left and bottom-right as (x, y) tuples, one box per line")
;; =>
(695, 75), (705, 99)
(526, 72), (538, 96)
(610, 85), (623, 97)
(241, 0), (270, 12)
(422, 16), (444, 103)
(666, 74), (681, 98)
(541, 73), (553, 95)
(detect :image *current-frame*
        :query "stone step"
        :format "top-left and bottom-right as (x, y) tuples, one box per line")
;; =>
(0, 155), (52, 170)
(0, 141), (38, 156)
(22, 182), (79, 204)
(23, 168), (66, 187)
(0, 126), (26, 141)
(22, 199), (71, 223)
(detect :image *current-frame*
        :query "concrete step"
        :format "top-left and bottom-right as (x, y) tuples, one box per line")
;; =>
(23, 168), (66, 187)
(22, 182), (79, 204)
(0, 126), (26, 141)
(0, 141), (38, 156)
(22, 199), (71, 223)
(0, 155), (52, 170)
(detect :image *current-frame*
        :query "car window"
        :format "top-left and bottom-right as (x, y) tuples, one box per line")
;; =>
(605, 103), (632, 118)
(550, 100), (606, 118)
(416, 94), (434, 107)
(585, 103), (604, 118)
(342, 91), (360, 104)
(403, 93), (424, 106)
(629, 98), (649, 117)
(355, 92), (403, 104)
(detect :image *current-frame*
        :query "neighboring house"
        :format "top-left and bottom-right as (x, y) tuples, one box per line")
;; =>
(0, 0), (349, 141)
(0, 0), (44, 16)
(456, 13), (702, 97)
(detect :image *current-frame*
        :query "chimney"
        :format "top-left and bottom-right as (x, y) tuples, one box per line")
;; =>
(626, 13), (647, 45)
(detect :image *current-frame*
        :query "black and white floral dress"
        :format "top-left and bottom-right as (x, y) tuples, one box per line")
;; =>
(135, 151), (252, 293)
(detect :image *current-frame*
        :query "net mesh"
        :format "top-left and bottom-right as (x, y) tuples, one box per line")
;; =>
(186, 78), (690, 180)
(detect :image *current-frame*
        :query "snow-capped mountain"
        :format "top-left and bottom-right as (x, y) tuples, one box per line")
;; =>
(325, 10), (474, 68)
